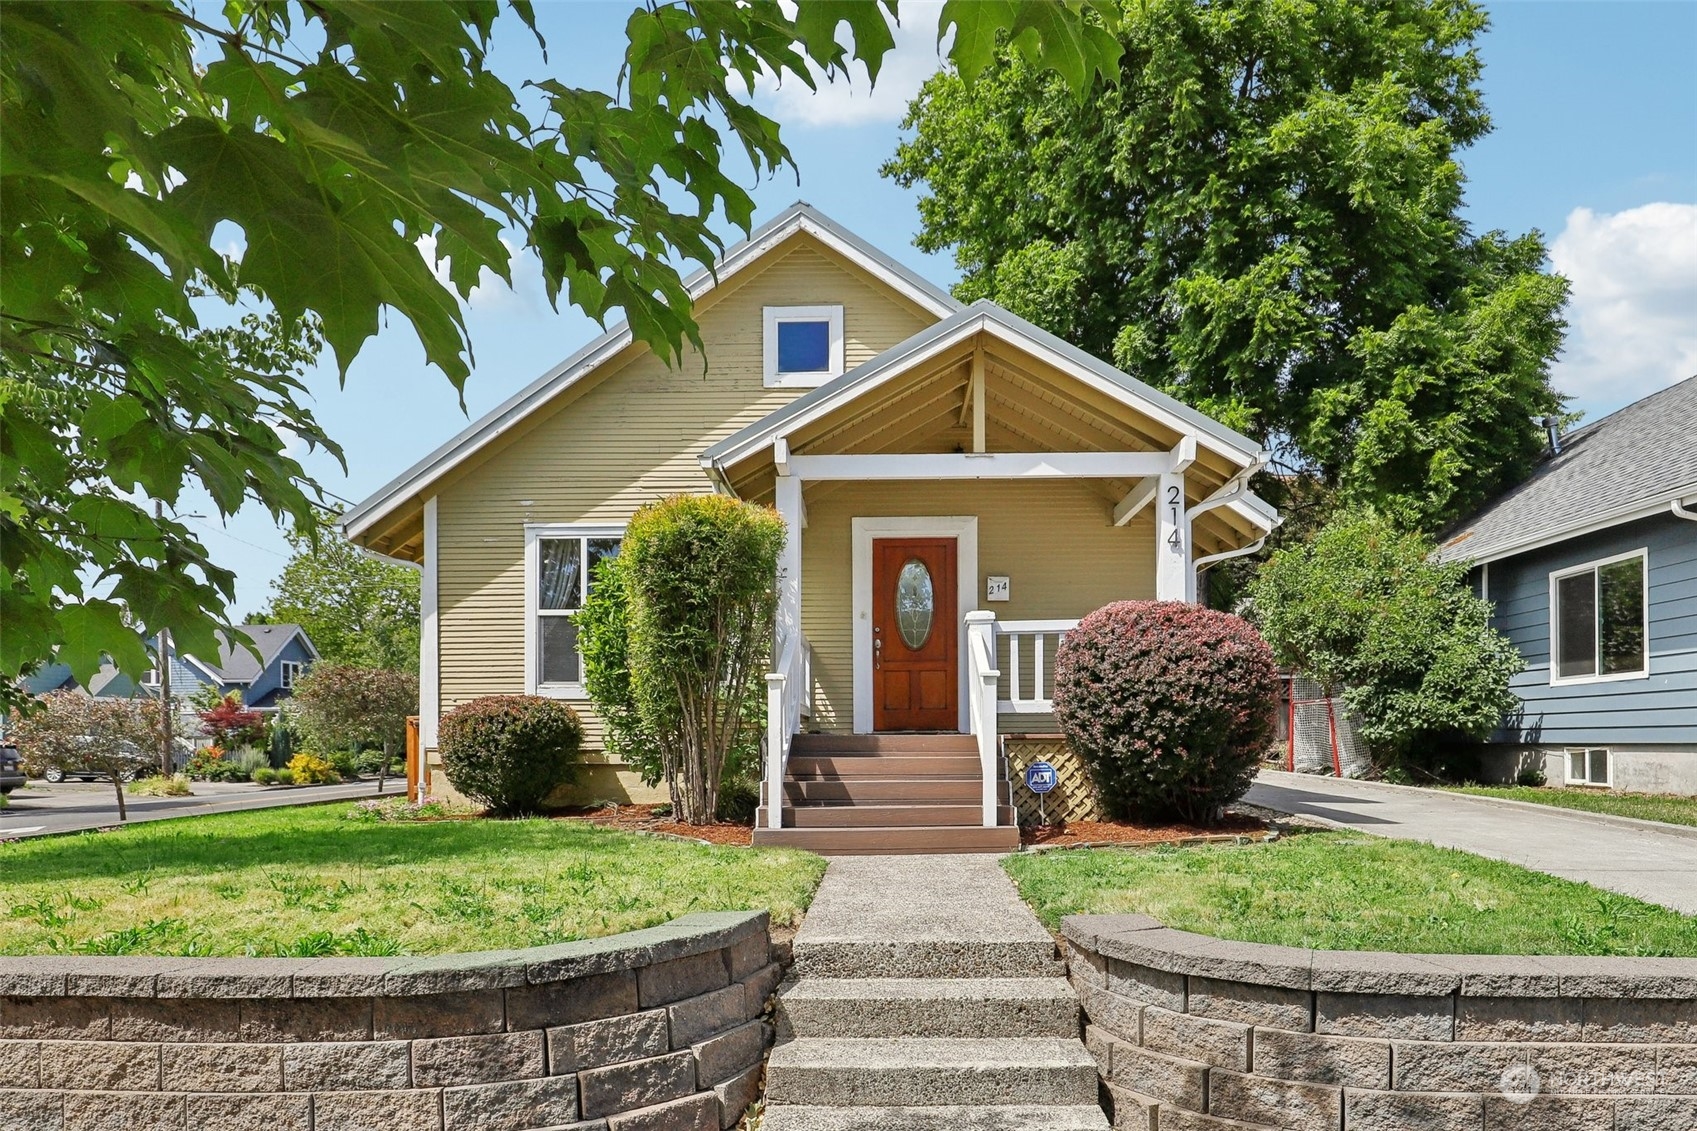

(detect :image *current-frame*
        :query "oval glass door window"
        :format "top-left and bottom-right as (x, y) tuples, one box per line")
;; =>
(895, 558), (935, 650)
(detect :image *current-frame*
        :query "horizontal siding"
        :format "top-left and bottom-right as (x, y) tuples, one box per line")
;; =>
(800, 479), (1157, 733)
(434, 239), (934, 750)
(1485, 512), (1697, 744)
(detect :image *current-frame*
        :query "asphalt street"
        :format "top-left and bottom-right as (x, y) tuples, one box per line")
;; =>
(0, 778), (390, 840)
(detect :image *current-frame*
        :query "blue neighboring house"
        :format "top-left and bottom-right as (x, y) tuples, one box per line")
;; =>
(1435, 376), (1697, 794)
(20, 624), (319, 714)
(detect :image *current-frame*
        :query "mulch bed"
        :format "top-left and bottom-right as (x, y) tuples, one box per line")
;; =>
(551, 805), (754, 846)
(1020, 814), (1269, 849)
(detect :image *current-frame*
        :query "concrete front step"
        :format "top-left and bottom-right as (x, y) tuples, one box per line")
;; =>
(755, 803), (1019, 828)
(791, 937), (1062, 980)
(777, 977), (1082, 1039)
(750, 824), (1021, 855)
(764, 1037), (1101, 1107)
(761, 1105), (1111, 1131)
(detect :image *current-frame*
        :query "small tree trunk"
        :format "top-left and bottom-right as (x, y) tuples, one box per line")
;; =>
(377, 740), (390, 795)
(112, 774), (128, 821)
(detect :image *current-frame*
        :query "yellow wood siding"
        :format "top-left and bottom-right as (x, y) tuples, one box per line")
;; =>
(798, 479), (1157, 733)
(431, 237), (934, 784)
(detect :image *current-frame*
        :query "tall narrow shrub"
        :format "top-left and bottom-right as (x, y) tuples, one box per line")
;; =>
(621, 495), (784, 825)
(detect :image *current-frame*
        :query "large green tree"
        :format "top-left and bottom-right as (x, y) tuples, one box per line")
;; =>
(260, 522), (421, 672)
(885, 0), (1569, 531)
(2, 0), (1123, 708)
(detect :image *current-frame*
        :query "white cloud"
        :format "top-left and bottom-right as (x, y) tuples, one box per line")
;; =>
(741, 2), (949, 128)
(415, 233), (543, 316)
(1549, 202), (1697, 414)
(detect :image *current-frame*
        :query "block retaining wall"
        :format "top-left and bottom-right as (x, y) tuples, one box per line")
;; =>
(1064, 914), (1697, 1130)
(0, 910), (780, 1131)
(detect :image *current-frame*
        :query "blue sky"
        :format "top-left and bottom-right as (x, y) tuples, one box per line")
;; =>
(202, 0), (1697, 615)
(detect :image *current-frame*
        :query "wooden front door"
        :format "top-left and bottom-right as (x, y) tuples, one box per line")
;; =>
(872, 537), (958, 731)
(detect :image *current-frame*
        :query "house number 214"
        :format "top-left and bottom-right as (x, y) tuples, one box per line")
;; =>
(1166, 485), (1183, 549)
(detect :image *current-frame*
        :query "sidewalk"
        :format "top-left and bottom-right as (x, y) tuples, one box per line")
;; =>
(1247, 770), (1697, 915)
(0, 778), (385, 840)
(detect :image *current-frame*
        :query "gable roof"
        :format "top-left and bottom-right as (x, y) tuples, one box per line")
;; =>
(703, 299), (1267, 471)
(342, 203), (960, 547)
(1435, 375), (1697, 565)
(196, 624), (318, 685)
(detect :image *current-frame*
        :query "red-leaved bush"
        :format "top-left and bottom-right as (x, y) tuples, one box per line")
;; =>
(1052, 601), (1279, 824)
(439, 695), (583, 817)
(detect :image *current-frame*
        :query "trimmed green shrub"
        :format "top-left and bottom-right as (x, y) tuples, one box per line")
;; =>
(1249, 510), (1522, 777)
(274, 768), (298, 786)
(620, 495), (783, 825)
(1053, 600), (1279, 823)
(438, 695), (584, 817)
(580, 546), (763, 822)
(253, 767), (279, 785)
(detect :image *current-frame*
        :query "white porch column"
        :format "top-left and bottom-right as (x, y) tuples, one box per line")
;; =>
(419, 496), (440, 750)
(773, 472), (803, 650)
(1155, 472), (1191, 602)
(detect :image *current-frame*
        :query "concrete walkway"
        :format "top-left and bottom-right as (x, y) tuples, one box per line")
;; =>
(765, 855), (1107, 1130)
(1248, 770), (1697, 915)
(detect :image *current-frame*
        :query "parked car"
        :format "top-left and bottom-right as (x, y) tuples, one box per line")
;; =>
(0, 744), (24, 795)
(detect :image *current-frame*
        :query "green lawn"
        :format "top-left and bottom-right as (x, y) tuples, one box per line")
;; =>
(1005, 833), (1697, 956)
(1444, 784), (1697, 828)
(0, 804), (826, 957)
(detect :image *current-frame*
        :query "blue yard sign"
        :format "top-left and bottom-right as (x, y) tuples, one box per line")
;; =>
(1024, 760), (1058, 825)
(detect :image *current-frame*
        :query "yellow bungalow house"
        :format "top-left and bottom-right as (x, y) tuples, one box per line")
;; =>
(343, 204), (1277, 851)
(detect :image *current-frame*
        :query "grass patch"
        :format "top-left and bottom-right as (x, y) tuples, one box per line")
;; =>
(1444, 785), (1697, 828)
(1005, 832), (1697, 956)
(0, 803), (826, 957)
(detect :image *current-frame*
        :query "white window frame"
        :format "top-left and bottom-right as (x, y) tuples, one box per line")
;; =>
(524, 524), (624, 698)
(140, 668), (160, 688)
(763, 305), (844, 388)
(279, 661), (302, 690)
(1564, 746), (1613, 787)
(1548, 548), (1650, 686)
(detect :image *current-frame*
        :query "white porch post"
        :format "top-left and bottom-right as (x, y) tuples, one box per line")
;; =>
(419, 496), (440, 757)
(768, 470), (804, 829)
(1155, 462), (1191, 603)
(965, 611), (1000, 827)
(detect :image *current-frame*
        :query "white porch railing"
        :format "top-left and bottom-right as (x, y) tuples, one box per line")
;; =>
(995, 619), (1078, 714)
(964, 612), (1001, 827)
(763, 631), (811, 830)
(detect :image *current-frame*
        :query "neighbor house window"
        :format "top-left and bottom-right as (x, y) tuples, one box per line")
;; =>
(1565, 747), (1612, 787)
(280, 661), (302, 689)
(141, 668), (160, 688)
(763, 305), (844, 387)
(1550, 549), (1647, 684)
(527, 525), (622, 693)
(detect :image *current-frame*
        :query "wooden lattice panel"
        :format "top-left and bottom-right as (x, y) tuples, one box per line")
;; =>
(1005, 736), (1104, 825)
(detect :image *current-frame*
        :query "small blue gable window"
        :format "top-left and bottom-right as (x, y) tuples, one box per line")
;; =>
(764, 305), (843, 386)
(778, 320), (831, 374)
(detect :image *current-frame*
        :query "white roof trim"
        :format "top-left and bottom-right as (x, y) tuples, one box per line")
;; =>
(1434, 486), (1697, 566)
(342, 202), (960, 542)
(702, 301), (1265, 473)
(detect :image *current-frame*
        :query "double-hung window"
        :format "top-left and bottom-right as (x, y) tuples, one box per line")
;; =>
(763, 305), (844, 387)
(527, 525), (622, 695)
(1550, 549), (1648, 684)
(279, 661), (302, 690)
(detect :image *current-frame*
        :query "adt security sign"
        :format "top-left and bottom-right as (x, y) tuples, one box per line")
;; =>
(1024, 760), (1058, 824)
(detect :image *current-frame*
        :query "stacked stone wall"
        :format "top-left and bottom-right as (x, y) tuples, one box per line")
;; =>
(1065, 915), (1696, 1130)
(0, 911), (779, 1131)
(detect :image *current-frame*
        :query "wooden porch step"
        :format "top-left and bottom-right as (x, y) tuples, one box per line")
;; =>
(756, 804), (1018, 828)
(778, 779), (1013, 804)
(791, 734), (979, 755)
(750, 824), (1021, 854)
(788, 755), (981, 780)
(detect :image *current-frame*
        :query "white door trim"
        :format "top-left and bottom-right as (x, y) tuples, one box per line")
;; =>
(852, 516), (979, 734)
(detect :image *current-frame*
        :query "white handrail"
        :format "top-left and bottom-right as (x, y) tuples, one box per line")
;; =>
(764, 630), (809, 830)
(995, 619), (1079, 714)
(964, 611), (1001, 827)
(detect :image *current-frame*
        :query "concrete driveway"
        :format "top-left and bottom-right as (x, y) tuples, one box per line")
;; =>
(0, 778), (391, 840)
(1248, 770), (1697, 916)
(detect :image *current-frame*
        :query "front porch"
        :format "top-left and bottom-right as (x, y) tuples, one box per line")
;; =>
(699, 302), (1277, 850)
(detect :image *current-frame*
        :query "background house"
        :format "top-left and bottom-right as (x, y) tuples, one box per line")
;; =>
(150, 623), (319, 713)
(1436, 376), (1697, 794)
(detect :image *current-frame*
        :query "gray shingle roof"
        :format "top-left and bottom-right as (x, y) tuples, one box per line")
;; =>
(1435, 375), (1697, 564)
(200, 624), (313, 684)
